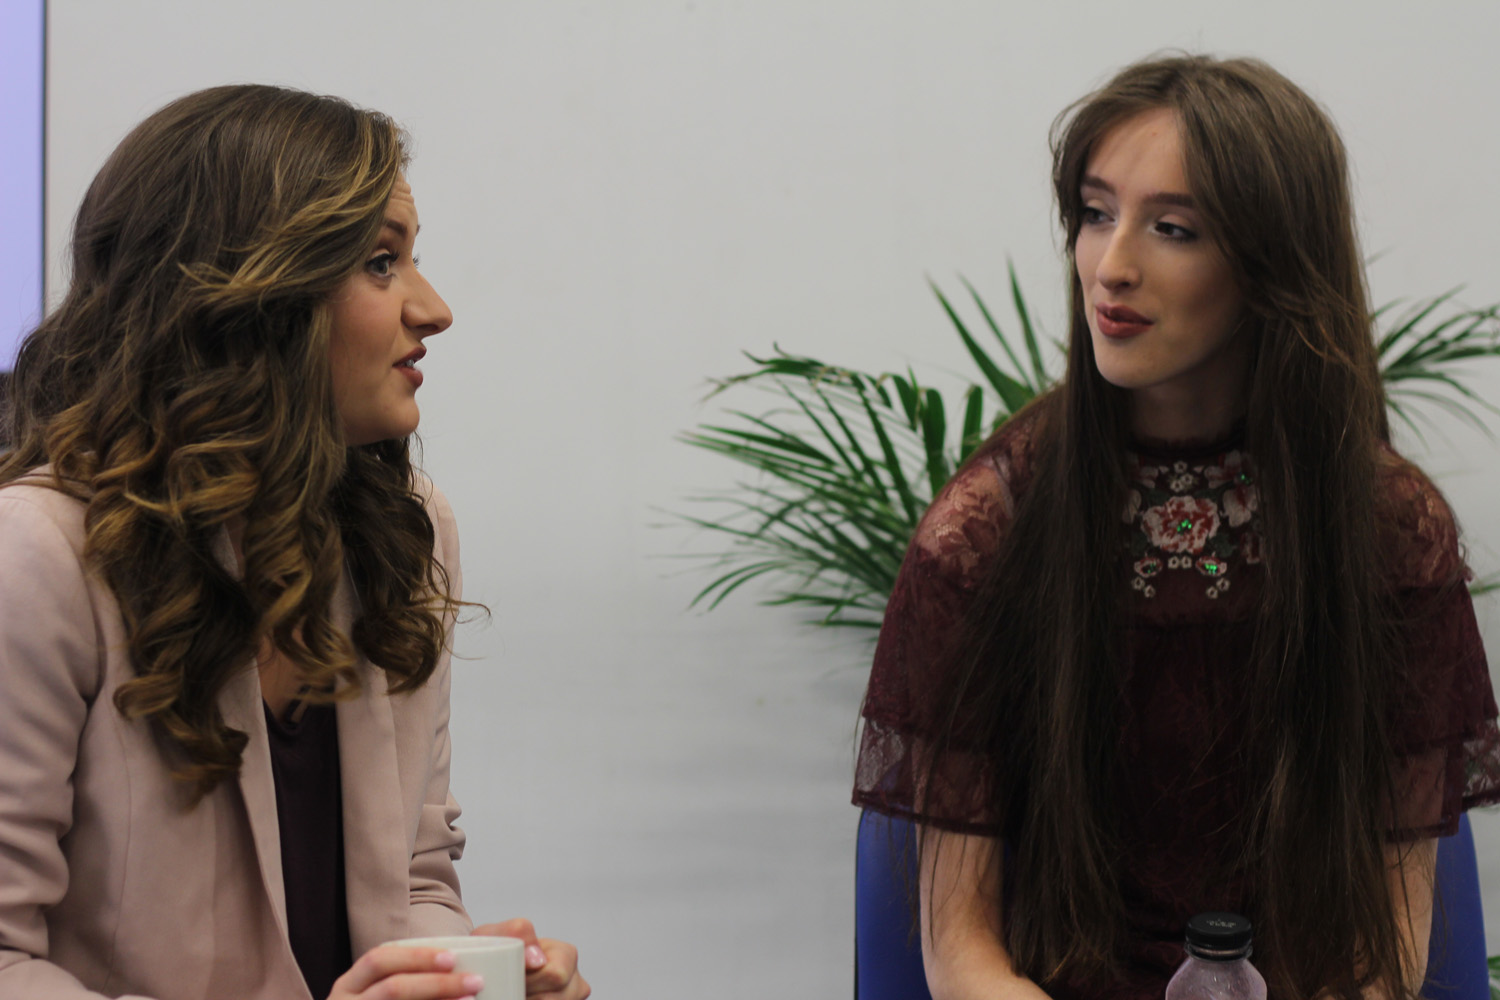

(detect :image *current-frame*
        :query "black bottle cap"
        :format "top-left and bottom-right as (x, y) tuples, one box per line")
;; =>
(1185, 912), (1253, 958)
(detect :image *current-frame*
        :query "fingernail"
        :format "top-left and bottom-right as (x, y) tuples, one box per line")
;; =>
(435, 950), (457, 970)
(525, 944), (547, 968)
(463, 974), (485, 992)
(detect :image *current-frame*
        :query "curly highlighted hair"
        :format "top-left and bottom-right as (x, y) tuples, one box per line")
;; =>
(1, 85), (462, 798)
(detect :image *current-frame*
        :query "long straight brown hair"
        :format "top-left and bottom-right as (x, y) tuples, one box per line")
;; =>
(1, 86), (463, 799)
(924, 55), (1412, 998)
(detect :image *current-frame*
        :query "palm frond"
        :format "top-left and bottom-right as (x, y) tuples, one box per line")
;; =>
(674, 277), (1500, 626)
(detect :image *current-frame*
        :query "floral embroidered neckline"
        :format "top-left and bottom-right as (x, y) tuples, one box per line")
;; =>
(1123, 448), (1261, 600)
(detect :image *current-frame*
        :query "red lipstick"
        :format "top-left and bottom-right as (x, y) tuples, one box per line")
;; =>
(1096, 303), (1152, 339)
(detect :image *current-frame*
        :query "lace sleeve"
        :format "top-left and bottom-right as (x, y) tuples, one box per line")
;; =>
(1378, 453), (1500, 839)
(853, 429), (1030, 834)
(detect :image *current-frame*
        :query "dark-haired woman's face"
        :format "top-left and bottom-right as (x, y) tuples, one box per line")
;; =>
(1075, 109), (1247, 427)
(327, 177), (452, 446)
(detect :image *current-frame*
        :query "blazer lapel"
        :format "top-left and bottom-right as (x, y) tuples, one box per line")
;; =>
(214, 534), (408, 957)
(222, 634), (290, 941)
(213, 528), (292, 941)
(335, 570), (410, 953)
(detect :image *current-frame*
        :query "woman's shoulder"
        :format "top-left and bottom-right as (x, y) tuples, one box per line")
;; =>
(409, 469), (452, 522)
(1374, 443), (1467, 589)
(0, 469), (98, 600)
(409, 470), (460, 568)
(0, 467), (89, 543)
(908, 404), (1044, 587)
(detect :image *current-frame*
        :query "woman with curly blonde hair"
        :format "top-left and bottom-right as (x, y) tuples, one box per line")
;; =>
(0, 85), (587, 1000)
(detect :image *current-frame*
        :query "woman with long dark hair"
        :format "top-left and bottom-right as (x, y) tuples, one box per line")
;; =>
(0, 85), (587, 1000)
(854, 55), (1499, 999)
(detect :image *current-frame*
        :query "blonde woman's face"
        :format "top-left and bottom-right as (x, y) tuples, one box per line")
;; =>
(1074, 109), (1247, 417)
(327, 177), (451, 447)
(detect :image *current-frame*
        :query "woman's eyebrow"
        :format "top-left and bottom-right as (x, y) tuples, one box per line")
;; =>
(1080, 174), (1196, 209)
(381, 218), (420, 239)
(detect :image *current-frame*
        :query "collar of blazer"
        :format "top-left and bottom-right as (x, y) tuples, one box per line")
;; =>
(213, 529), (411, 956)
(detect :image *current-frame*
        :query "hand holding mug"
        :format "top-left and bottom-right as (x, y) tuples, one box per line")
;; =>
(471, 918), (590, 1000)
(327, 943), (487, 1000)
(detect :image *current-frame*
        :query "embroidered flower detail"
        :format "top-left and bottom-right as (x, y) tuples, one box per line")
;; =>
(1223, 480), (1259, 528)
(1141, 496), (1220, 554)
(1133, 463), (1163, 488)
(1196, 556), (1229, 578)
(1172, 460), (1189, 474)
(1123, 489), (1142, 524)
(1240, 528), (1264, 565)
(1168, 473), (1197, 493)
(1204, 451), (1250, 489)
(1134, 557), (1162, 578)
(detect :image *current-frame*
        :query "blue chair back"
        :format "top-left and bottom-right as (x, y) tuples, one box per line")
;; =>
(855, 809), (1487, 1000)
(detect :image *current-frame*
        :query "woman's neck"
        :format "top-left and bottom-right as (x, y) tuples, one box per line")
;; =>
(1128, 367), (1249, 446)
(1127, 328), (1253, 445)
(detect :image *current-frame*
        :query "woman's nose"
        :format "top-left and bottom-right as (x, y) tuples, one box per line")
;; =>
(1095, 230), (1140, 291)
(405, 270), (453, 336)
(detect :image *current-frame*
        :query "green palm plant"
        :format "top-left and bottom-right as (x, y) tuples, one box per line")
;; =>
(677, 266), (1500, 625)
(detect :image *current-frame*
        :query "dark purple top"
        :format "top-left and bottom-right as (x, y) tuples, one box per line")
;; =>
(854, 411), (1500, 998)
(264, 699), (353, 1000)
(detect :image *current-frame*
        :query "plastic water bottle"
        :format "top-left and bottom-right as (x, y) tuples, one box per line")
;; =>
(1163, 912), (1267, 1000)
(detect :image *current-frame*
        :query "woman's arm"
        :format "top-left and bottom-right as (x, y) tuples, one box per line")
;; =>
(919, 829), (1052, 1000)
(1268, 839), (1437, 1000)
(0, 493), (156, 1000)
(1376, 838), (1435, 1000)
(406, 481), (471, 933)
(922, 834), (1434, 1000)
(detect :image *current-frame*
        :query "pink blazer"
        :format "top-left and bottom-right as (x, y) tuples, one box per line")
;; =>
(0, 473), (473, 999)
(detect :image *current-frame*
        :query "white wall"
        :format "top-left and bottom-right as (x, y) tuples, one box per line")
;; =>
(47, 2), (1500, 993)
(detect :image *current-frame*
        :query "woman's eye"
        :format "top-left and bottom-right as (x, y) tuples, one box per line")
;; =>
(1081, 206), (1109, 225)
(367, 252), (399, 277)
(1156, 221), (1197, 242)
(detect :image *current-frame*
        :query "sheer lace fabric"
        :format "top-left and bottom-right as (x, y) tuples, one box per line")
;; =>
(853, 413), (1500, 987)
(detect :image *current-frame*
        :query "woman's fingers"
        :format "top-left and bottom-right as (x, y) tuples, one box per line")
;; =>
(470, 920), (587, 1000)
(524, 939), (588, 999)
(338, 946), (454, 994)
(525, 973), (593, 1000)
(329, 945), (482, 1000)
(369, 972), (483, 1000)
(471, 917), (538, 947)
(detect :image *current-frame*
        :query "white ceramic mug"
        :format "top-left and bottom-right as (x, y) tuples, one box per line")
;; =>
(385, 935), (525, 1000)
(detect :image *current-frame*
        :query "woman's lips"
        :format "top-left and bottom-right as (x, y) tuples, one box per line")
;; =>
(1096, 303), (1153, 339)
(394, 346), (426, 387)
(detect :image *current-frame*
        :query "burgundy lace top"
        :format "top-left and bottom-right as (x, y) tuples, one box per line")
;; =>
(853, 412), (1500, 997)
